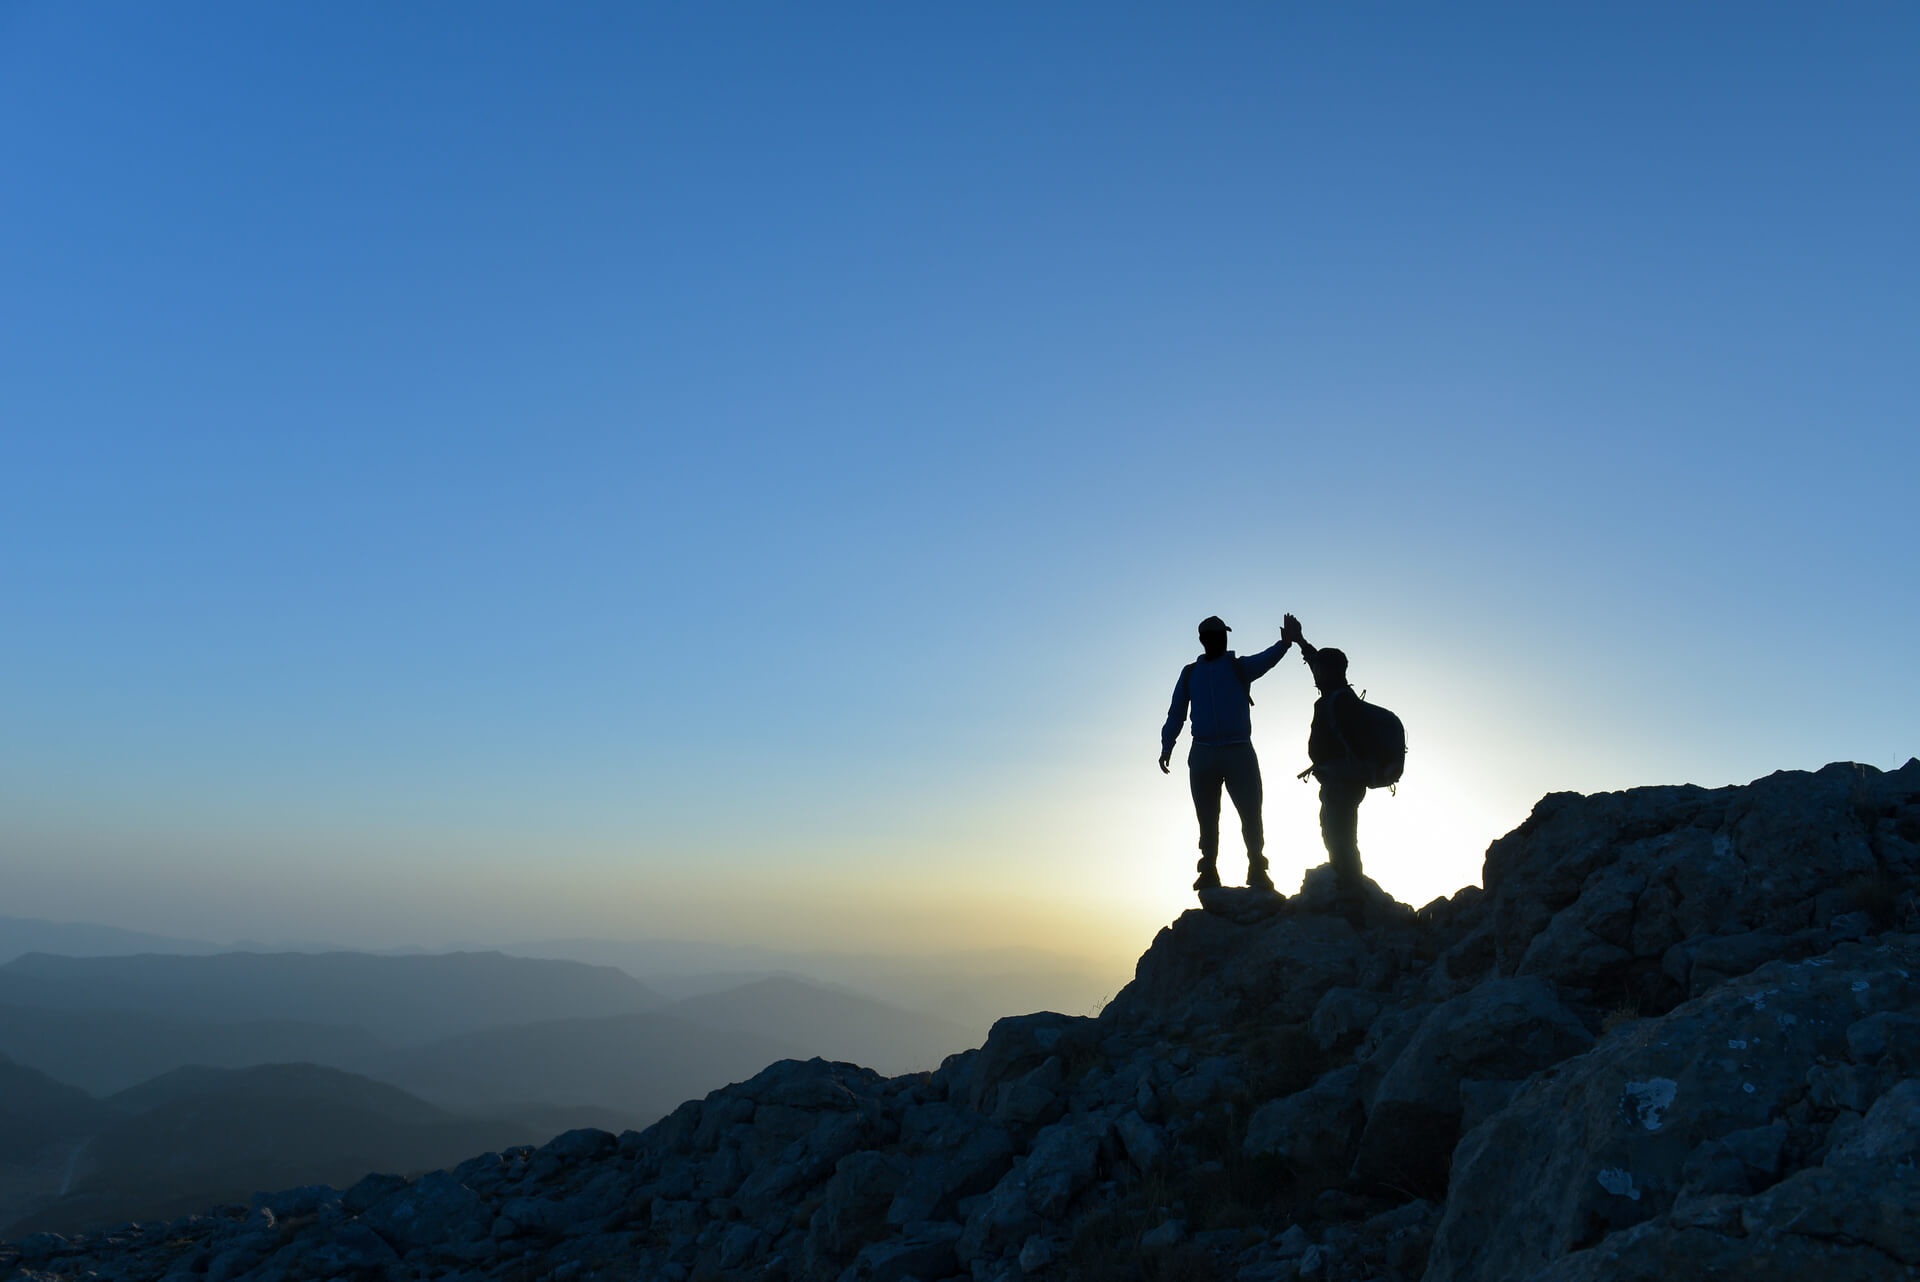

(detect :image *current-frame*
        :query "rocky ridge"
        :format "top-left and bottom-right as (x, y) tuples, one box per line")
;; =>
(6, 759), (1919, 1282)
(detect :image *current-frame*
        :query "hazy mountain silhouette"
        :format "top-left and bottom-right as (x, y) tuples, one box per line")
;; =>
(0, 950), (661, 1044)
(670, 975), (973, 1076)
(0, 963), (969, 1135)
(0, 946), (1056, 1140)
(10, 1063), (534, 1237)
(0, 1056), (108, 1151)
(0, 918), (217, 965)
(499, 937), (1119, 1042)
(0, 1057), (112, 1237)
(382, 1010), (803, 1122)
(0, 1004), (389, 1096)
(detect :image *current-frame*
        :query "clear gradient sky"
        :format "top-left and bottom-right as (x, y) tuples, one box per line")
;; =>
(2, 4), (1915, 971)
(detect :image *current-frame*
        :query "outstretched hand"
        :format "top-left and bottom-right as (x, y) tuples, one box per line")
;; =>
(1158, 750), (1171, 775)
(1282, 612), (1304, 645)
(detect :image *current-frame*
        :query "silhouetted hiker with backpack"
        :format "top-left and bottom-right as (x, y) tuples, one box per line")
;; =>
(1160, 615), (1293, 894)
(1281, 613), (1405, 905)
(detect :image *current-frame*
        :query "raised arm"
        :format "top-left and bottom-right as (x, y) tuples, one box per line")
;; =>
(1234, 634), (1294, 682)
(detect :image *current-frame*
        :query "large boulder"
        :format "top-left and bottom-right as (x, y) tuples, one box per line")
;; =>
(1103, 908), (1371, 1030)
(887, 1123), (1016, 1226)
(1426, 937), (1920, 1282)
(1483, 761), (1920, 1004)
(963, 1013), (1094, 1114)
(1351, 976), (1593, 1192)
(803, 1151), (910, 1275)
(1531, 1164), (1920, 1281)
(1244, 1064), (1367, 1179)
(357, 1171), (492, 1251)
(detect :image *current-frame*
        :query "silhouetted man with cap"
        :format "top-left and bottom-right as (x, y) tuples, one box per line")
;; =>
(1160, 615), (1292, 893)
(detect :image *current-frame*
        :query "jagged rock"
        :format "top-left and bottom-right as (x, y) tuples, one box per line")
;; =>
(342, 1171), (410, 1216)
(842, 1222), (961, 1282)
(249, 1185), (339, 1219)
(806, 1150), (909, 1269)
(1487, 760), (1920, 1003)
(542, 1127), (618, 1161)
(1104, 907), (1369, 1030)
(1113, 1110), (1166, 1173)
(741, 1057), (881, 1112)
(1244, 1065), (1366, 1177)
(200, 1223), (280, 1282)
(1427, 936), (1920, 1282)
(496, 1194), (571, 1239)
(1196, 884), (1285, 924)
(1534, 1165), (1920, 1280)
(1018, 1232), (1057, 1271)
(886, 1123), (1015, 1225)
(1827, 1077), (1920, 1163)
(1457, 1077), (1524, 1133)
(1352, 975), (1594, 1191)
(951, 1113), (1111, 1260)
(955, 1164), (1042, 1263)
(358, 1170), (492, 1250)
(1846, 1009), (1920, 1065)
(991, 1054), (1066, 1130)
(964, 1012), (1093, 1114)
(259, 1222), (397, 1278)
(15, 1234), (72, 1265)
(1348, 1198), (1436, 1281)
(1309, 986), (1386, 1053)
(1294, 865), (1417, 929)
(1167, 1054), (1243, 1107)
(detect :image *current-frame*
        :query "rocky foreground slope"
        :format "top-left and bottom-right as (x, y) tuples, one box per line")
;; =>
(7, 760), (1920, 1282)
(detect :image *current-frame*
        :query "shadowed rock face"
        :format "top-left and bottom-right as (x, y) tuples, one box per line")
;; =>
(4, 759), (1918, 1282)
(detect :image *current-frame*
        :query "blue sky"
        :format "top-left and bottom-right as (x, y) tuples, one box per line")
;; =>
(2, 3), (1915, 967)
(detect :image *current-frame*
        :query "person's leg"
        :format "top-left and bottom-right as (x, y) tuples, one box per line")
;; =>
(1189, 745), (1225, 888)
(1221, 744), (1269, 888)
(1318, 778), (1366, 891)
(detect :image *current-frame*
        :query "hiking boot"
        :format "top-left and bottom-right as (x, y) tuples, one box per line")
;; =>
(1247, 868), (1277, 895)
(1193, 865), (1222, 891)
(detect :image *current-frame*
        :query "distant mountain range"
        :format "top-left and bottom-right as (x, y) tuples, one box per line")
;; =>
(0, 950), (662, 1044)
(0, 956), (976, 1104)
(0, 917), (218, 965)
(670, 975), (972, 1075)
(494, 936), (1120, 1041)
(0, 939), (1007, 1235)
(3, 1061), (535, 1236)
(0, 915), (1125, 1042)
(0, 917), (1115, 1236)
(0, 1003), (390, 1096)
(380, 1010), (800, 1122)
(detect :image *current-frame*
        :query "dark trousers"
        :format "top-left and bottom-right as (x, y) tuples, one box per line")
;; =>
(1318, 776), (1367, 890)
(1189, 742), (1265, 876)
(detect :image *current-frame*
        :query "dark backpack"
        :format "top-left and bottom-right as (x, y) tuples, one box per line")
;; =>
(1322, 690), (1407, 790)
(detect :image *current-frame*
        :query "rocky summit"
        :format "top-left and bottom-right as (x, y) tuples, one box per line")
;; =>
(7, 759), (1920, 1282)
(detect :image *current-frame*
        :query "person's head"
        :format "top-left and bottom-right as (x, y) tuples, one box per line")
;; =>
(1197, 615), (1230, 659)
(1309, 646), (1349, 691)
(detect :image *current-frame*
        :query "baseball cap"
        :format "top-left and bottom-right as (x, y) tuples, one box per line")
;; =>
(1198, 615), (1231, 633)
